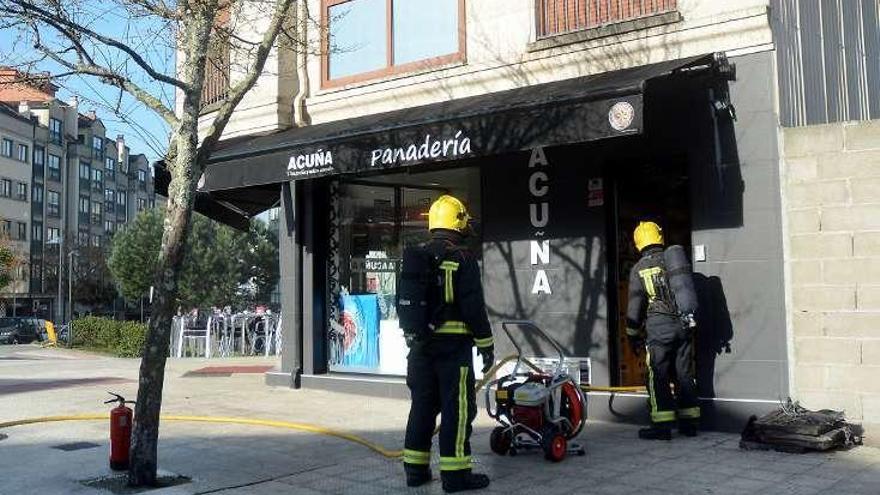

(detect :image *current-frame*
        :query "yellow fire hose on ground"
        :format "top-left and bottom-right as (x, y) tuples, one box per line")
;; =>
(0, 355), (644, 460)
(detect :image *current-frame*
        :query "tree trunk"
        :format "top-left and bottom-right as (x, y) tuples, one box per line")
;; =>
(128, 115), (200, 486)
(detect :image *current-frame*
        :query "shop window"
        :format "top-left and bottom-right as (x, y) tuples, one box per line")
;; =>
(536, 0), (678, 39)
(324, 0), (464, 86)
(329, 166), (481, 375)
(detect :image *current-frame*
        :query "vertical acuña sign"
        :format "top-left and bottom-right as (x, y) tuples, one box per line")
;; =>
(529, 146), (552, 295)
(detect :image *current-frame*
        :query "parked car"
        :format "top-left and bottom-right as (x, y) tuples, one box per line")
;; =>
(0, 317), (44, 344)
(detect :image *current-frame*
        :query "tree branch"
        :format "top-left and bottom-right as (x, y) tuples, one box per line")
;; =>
(31, 36), (179, 127)
(9, 0), (188, 91)
(196, 0), (296, 163)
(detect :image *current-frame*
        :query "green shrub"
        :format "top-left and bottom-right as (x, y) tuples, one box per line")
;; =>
(71, 317), (147, 357)
(115, 321), (148, 357)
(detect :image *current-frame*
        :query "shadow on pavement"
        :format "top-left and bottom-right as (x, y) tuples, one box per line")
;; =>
(0, 377), (135, 396)
(1, 419), (878, 495)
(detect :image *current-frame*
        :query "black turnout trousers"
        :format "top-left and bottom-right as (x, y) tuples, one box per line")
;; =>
(646, 322), (700, 424)
(403, 337), (476, 473)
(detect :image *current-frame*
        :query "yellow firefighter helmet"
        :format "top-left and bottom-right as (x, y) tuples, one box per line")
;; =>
(428, 194), (471, 233)
(633, 221), (664, 252)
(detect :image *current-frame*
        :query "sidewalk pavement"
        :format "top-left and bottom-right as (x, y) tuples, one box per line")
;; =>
(1, 345), (878, 495)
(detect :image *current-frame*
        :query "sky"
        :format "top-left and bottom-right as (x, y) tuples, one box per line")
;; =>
(0, 6), (174, 163)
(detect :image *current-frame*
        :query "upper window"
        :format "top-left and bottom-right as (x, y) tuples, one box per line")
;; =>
(17, 144), (28, 162)
(33, 146), (45, 166)
(48, 154), (61, 181)
(49, 118), (63, 144)
(1, 138), (12, 157)
(536, 0), (678, 39)
(323, 0), (463, 86)
(92, 136), (104, 159)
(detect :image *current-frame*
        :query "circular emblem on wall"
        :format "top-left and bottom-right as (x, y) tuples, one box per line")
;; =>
(197, 173), (206, 190)
(608, 101), (635, 132)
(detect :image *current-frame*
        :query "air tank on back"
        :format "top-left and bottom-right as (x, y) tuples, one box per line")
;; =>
(663, 245), (698, 315)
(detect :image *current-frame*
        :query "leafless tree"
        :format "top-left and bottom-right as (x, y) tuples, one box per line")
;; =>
(0, 0), (318, 485)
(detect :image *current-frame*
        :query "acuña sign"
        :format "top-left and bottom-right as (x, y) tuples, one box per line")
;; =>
(287, 149), (334, 178)
(528, 146), (552, 295)
(370, 131), (473, 168)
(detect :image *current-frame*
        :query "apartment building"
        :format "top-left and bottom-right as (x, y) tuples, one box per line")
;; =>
(177, 0), (880, 431)
(0, 68), (158, 320)
(0, 102), (35, 309)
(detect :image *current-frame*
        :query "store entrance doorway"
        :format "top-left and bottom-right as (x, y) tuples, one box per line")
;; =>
(610, 156), (692, 386)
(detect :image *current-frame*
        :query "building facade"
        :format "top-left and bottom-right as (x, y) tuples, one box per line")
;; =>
(0, 70), (158, 320)
(184, 0), (879, 431)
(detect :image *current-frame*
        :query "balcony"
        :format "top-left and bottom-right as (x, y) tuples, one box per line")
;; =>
(535, 0), (678, 41)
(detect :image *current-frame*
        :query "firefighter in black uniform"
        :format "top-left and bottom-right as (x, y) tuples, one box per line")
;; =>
(400, 195), (494, 493)
(626, 221), (700, 440)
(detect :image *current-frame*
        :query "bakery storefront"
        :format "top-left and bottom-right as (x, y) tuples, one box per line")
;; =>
(169, 51), (791, 428)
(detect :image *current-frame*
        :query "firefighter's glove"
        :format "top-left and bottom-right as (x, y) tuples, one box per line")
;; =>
(478, 346), (495, 374)
(682, 313), (697, 329)
(404, 332), (418, 348)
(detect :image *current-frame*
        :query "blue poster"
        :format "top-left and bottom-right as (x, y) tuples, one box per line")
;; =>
(340, 294), (380, 368)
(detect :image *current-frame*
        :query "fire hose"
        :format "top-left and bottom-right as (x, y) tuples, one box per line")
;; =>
(0, 355), (644, 460)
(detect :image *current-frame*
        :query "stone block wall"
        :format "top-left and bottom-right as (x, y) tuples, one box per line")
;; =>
(784, 120), (880, 424)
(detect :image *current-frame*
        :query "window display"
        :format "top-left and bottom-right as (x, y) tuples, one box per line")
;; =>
(329, 167), (481, 375)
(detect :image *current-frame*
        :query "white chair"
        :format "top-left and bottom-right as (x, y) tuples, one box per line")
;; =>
(176, 313), (212, 358)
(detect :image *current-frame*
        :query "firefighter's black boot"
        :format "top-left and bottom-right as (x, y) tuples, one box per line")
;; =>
(638, 425), (672, 440)
(441, 470), (490, 493)
(679, 419), (699, 437)
(405, 465), (432, 487)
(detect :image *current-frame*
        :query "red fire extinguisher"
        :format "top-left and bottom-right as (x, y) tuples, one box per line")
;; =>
(105, 392), (134, 471)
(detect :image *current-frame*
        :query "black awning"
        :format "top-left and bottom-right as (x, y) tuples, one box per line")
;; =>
(199, 53), (732, 192)
(153, 162), (276, 231)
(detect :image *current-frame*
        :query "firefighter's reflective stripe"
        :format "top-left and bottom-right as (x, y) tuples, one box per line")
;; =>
(473, 336), (493, 348)
(456, 367), (467, 459)
(440, 261), (459, 303)
(626, 326), (642, 337)
(435, 321), (469, 335)
(439, 455), (472, 471)
(646, 349), (675, 423)
(638, 266), (663, 302)
(677, 406), (701, 419)
(403, 449), (431, 465)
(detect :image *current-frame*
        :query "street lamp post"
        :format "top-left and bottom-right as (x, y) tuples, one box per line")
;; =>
(47, 237), (62, 324)
(68, 249), (75, 346)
